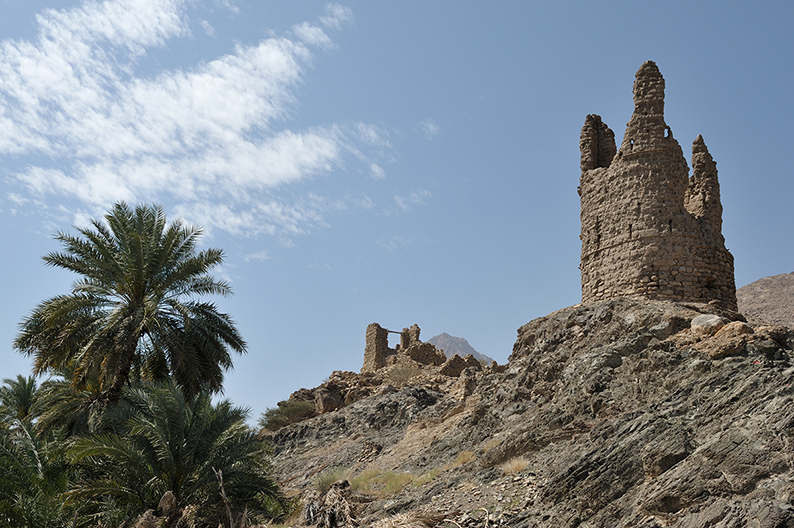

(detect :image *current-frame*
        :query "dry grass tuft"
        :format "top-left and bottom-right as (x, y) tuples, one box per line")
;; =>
(350, 468), (415, 497)
(312, 468), (348, 494)
(500, 456), (530, 475)
(448, 451), (476, 468)
(481, 437), (502, 453)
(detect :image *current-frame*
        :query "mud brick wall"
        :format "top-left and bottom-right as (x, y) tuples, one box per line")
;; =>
(579, 61), (736, 310)
(362, 323), (392, 373)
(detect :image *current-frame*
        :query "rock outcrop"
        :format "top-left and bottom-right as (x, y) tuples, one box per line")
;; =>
(579, 61), (737, 310)
(273, 323), (489, 420)
(268, 299), (794, 527)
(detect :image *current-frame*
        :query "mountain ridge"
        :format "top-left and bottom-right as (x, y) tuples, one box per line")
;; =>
(426, 332), (494, 365)
(737, 272), (794, 328)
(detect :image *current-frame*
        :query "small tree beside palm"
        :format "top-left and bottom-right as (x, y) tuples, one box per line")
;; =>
(0, 378), (75, 528)
(0, 375), (42, 429)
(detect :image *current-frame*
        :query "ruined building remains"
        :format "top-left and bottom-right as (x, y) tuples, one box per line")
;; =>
(362, 323), (452, 374)
(579, 61), (737, 310)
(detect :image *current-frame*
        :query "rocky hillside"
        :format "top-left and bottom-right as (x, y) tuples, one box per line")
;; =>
(738, 272), (794, 328)
(427, 333), (495, 365)
(266, 298), (794, 528)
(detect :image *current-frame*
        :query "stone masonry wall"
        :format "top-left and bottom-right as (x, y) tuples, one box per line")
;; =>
(400, 324), (421, 349)
(579, 61), (737, 310)
(361, 323), (450, 374)
(362, 323), (392, 373)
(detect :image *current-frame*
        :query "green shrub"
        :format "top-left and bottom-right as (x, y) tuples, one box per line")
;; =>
(259, 399), (316, 431)
(313, 468), (348, 494)
(349, 469), (415, 497)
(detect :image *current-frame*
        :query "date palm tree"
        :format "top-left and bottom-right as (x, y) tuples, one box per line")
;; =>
(67, 382), (284, 526)
(33, 367), (119, 438)
(0, 424), (75, 527)
(0, 375), (41, 429)
(15, 202), (247, 402)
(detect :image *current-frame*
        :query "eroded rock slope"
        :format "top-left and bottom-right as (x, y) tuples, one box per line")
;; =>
(268, 298), (794, 527)
(738, 272), (794, 328)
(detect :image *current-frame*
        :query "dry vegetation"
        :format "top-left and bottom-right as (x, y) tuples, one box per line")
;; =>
(499, 456), (530, 475)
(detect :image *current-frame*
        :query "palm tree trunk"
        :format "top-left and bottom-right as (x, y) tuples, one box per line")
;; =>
(106, 351), (134, 403)
(214, 468), (236, 528)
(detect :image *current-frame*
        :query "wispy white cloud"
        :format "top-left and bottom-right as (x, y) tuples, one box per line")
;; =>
(244, 250), (271, 263)
(0, 0), (388, 240)
(292, 22), (334, 50)
(394, 189), (430, 211)
(215, 0), (239, 14)
(320, 4), (354, 30)
(356, 195), (374, 209)
(378, 235), (414, 251)
(7, 193), (31, 208)
(356, 122), (391, 148)
(201, 19), (215, 37)
(421, 118), (441, 140)
(370, 163), (386, 179)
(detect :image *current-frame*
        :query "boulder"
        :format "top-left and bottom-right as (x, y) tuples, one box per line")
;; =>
(157, 490), (177, 518)
(439, 355), (468, 377)
(691, 314), (728, 335)
(315, 382), (343, 413)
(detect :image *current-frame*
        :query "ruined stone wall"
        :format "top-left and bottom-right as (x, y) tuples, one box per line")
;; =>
(579, 61), (737, 310)
(362, 323), (392, 373)
(400, 324), (421, 349)
(404, 342), (447, 367)
(362, 323), (450, 373)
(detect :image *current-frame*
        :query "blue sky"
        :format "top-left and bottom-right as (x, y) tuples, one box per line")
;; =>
(1, 0), (792, 420)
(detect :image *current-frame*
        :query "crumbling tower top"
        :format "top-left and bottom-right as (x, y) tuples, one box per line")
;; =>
(579, 62), (737, 310)
(623, 61), (670, 153)
(633, 61), (665, 115)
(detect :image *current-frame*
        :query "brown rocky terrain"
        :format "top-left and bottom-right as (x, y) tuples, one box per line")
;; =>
(738, 273), (794, 328)
(266, 298), (794, 527)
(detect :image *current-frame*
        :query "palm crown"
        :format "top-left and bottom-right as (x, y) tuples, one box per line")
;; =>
(15, 202), (247, 401)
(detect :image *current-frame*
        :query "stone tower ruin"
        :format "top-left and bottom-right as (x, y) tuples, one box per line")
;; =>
(579, 61), (737, 310)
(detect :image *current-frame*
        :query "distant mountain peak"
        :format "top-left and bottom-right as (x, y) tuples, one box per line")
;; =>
(426, 333), (494, 365)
